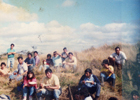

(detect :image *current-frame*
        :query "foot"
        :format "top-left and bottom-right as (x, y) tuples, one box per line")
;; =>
(23, 96), (27, 100)
(29, 96), (33, 100)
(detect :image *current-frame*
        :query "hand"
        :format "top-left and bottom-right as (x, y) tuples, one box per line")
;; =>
(45, 86), (50, 89)
(17, 74), (21, 77)
(91, 81), (94, 85)
(40, 83), (44, 88)
(23, 84), (27, 89)
(13, 72), (17, 75)
(138, 75), (140, 77)
(112, 57), (116, 61)
(82, 80), (85, 84)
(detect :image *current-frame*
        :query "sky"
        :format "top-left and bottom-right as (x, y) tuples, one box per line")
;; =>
(0, 0), (140, 54)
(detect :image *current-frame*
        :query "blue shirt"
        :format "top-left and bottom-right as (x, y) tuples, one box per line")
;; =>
(24, 58), (35, 67)
(52, 55), (62, 66)
(7, 48), (15, 58)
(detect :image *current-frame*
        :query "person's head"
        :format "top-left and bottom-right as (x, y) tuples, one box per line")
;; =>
(34, 51), (38, 56)
(47, 54), (51, 59)
(10, 43), (14, 49)
(102, 59), (109, 69)
(27, 71), (35, 80)
(63, 47), (67, 52)
(28, 53), (32, 59)
(131, 90), (139, 100)
(79, 87), (90, 99)
(1, 62), (6, 69)
(17, 56), (23, 64)
(53, 51), (57, 57)
(109, 97), (118, 100)
(45, 68), (53, 79)
(85, 68), (92, 78)
(68, 52), (73, 59)
(115, 47), (120, 55)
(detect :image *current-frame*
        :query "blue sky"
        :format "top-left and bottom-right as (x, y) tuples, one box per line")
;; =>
(0, 0), (140, 54)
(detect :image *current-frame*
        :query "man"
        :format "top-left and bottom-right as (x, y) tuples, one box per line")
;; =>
(0, 62), (10, 76)
(63, 52), (77, 72)
(131, 90), (139, 100)
(108, 46), (127, 69)
(37, 68), (61, 100)
(52, 51), (62, 67)
(9, 56), (28, 81)
(61, 47), (68, 62)
(100, 59), (116, 88)
(24, 53), (35, 71)
(7, 43), (16, 70)
(79, 68), (101, 100)
(34, 51), (40, 67)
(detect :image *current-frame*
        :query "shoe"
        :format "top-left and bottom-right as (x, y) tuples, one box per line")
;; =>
(23, 96), (27, 100)
(29, 96), (33, 100)
(95, 96), (99, 100)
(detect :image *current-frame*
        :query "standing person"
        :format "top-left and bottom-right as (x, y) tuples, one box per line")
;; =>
(61, 47), (68, 62)
(52, 51), (62, 68)
(0, 62), (10, 76)
(79, 68), (101, 100)
(24, 53), (35, 71)
(37, 68), (61, 100)
(100, 59), (116, 89)
(9, 56), (28, 81)
(108, 46), (127, 70)
(7, 43), (16, 70)
(34, 51), (40, 67)
(23, 71), (37, 100)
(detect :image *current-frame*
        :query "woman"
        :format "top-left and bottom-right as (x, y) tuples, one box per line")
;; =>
(23, 71), (37, 100)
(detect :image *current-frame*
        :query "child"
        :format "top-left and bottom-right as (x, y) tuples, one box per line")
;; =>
(23, 71), (37, 100)
(0, 62), (10, 76)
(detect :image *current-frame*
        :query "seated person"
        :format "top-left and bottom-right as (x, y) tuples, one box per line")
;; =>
(23, 71), (37, 100)
(131, 90), (139, 100)
(79, 68), (101, 100)
(24, 53), (35, 71)
(62, 52), (77, 71)
(9, 56), (28, 81)
(34, 51), (40, 67)
(79, 87), (93, 100)
(52, 51), (62, 67)
(61, 47), (68, 62)
(108, 47), (127, 69)
(37, 68), (61, 100)
(0, 62), (10, 76)
(109, 97), (118, 100)
(100, 59), (116, 88)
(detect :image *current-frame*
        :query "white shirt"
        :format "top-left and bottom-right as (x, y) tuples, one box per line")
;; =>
(18, 62), (28, 74)
(52, 55), (62, 67)
(110, 51), (127, 64)
(84, 96), (93, 100)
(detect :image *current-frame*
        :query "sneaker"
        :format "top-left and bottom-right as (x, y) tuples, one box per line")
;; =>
(29, 96), (33, 100)
(23, 96), (27, 100)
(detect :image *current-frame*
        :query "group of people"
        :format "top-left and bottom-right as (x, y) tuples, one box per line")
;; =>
(0, 44), (129, 100)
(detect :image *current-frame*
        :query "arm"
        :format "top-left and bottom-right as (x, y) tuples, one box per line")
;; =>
(93, 75), (101, 85)
(78, 75), (85, 85)
(108, 67), (114, 74)
(56, 52), (63, 57)
(33, 59), (36, 66)
(46, 85), (59, 90)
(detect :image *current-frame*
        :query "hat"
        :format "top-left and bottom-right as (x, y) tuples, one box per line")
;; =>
(102, 59), (109, 65)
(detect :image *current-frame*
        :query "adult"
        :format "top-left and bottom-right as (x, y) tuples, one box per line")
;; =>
(61, 47), (68, 62)
(0, 62), (10, 76)
(52, 51), (62, 67)
(100, 59), (116, 88)
(9, 56), (28, 81)
(24, 53), (35, 71)
(7, 43), (16, 69)
(108, 46), (127, 70)
(131, 90), (139, 100)
(23, 71), (37, 100)
(37, 68), (61, 100)
(34, 51), (40, 67)
(63, 52), (77, 72)
(79, 68), (101, 100)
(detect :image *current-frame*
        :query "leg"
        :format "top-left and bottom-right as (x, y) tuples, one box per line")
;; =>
(37, 89), (47, 99)
(53, 89), (61, 100)
(73, 65), (77, 72)
(7, 58), (10, 68)
(39, 65), (43, 71)
(10, 58), (14, 69)
(100, 73), (107, 86)
(110, 74), (116, 87)
(23, 87), (28, 98)
(29, 87), (35, 96)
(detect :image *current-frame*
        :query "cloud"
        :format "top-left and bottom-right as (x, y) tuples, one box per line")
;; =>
(62, 0), (75, 7)
(0, 1), (38, 22)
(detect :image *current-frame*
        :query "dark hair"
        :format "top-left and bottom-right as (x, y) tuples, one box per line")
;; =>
(79, 87), (90, 98)
(34, 51), (38, 54)
(115, 47), (120, 50)
(17, 56), (23, 60)
(109, 97), (118, 100)
(131, 90), (139, 96)
(85, 68), (92, 74)
(27, 71), (35, 80)
(1, 62), (6, 66)
(53, 51), (57, 54)
(47, 54), (51, 58)
(102, 59), (109, 65)
(63, 47), (67, 50)
(10, 43), (15, 47)
(28, 53), (32, 57)
(68, 52), (73, 55)
(45, 68), (52, 74)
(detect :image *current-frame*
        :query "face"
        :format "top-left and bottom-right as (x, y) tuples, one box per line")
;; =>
(85, 72), (91, 78)
(1, 64), (5, 69)
(18, 58), (23, 64)
(28, 72), (33, 78)
(34, 53), (38, 56)
(28, 54), (32, 59)
(115, 48), (120, 55)
(53, 53), (57, 57)
(104, 64), (109, 69)
(10, 45), (14, 49)
(46, 72), (52, 79)
(69, 54), (73, 59)
(47, 56), (51, 59)
(64, 49), (67, 52)
(133, 95), (139, 100)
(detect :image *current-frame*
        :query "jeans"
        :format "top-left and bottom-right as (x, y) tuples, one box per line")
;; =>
(7, 58), (14, 68)
(63, 64), (77, 71)
(9, 74), (23, 81)
(37, 89), (61, 99)
(39, 65), (49, 71)
(28, 66), (35, 71)
(23, 87), (35, 97)
(100, 73), (116, 80)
